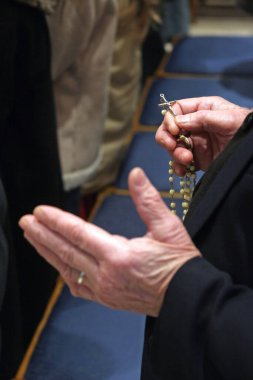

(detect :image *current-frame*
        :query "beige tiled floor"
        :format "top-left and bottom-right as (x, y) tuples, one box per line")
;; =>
(190, 16), (253, 36)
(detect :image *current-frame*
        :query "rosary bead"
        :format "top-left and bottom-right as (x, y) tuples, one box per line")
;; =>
(159, 93), (196, 219)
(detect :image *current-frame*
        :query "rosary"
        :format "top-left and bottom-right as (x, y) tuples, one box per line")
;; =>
(158, 94), (196, 219)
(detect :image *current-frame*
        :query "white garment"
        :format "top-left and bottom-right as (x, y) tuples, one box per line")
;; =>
(47, 0), (118, 191)
(82, 0), (145, 194)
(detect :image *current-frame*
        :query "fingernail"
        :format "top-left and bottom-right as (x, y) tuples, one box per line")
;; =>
(19, 216), (29, 229)
(132, 168), (147, 187)
(33, 206), (44, 217)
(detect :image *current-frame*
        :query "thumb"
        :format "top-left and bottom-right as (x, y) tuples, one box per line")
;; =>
(128, 167), (181, 243)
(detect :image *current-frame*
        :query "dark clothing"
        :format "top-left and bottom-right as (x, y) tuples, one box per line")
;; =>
(0, 2), (63, 378)
(0, 181), (8, 371)
(141, 113), (253, 379)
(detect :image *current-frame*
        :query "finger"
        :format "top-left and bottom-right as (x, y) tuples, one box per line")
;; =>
(23, 227), (96, 300)
(175, 109), (244, 134)
(174, 96), (229, 115)
(27, 206), (118, 260)
(173, 163), (187, 177)
(128, 167), (180, 243)
(19, 215), (99, 279)
(155, 124), (194, 167)
(23, 229), (74, 279)
(163, 111), (180, 135)
(155, 123), (177, 151)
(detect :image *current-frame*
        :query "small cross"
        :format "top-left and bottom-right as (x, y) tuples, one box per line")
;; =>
(158, 94), (177, 116)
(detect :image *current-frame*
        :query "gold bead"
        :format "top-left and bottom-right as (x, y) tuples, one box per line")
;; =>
(161, 109), (167, 116)
(166, 154), (196, 219)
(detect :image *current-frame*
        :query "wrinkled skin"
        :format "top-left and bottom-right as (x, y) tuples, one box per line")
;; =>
(19, 168), (200, 317)
(156, 96), (251, 175)
(19, 96), (251, 317)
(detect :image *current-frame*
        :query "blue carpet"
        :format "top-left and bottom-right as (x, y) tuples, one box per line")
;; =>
(163, 36), (253, 75)
(116, 132), (203, 192)
(25, 287), (145, 380)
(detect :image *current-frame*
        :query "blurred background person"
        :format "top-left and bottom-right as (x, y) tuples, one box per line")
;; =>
(160, 0), (190, 48)
(47, 0), (118, 216)
(82, 0), (160, 198)
(47, 0), (160, 218)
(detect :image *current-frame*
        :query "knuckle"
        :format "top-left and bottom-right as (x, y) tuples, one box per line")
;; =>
(34, 225), (47, 244)
(142, 188), (161, 209)
(60, 245), (74, 267)
(69, 222), (84, 246)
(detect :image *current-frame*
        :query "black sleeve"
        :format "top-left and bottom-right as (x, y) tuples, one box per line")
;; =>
(150, 257), (253, 380)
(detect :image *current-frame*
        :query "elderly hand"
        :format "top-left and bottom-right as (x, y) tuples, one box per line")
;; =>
(156, 96), (250, 176)
(19, 168), (200, 317)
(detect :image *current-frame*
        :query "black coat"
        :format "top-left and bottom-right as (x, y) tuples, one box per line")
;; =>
(0, 180), (8, 360)
(0, 3), (63, 377)
(141, 113), (253, 380)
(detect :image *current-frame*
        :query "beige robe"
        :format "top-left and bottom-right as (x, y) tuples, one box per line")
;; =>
(47, 0), (118, 191)
(82, 0), (145, 194)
